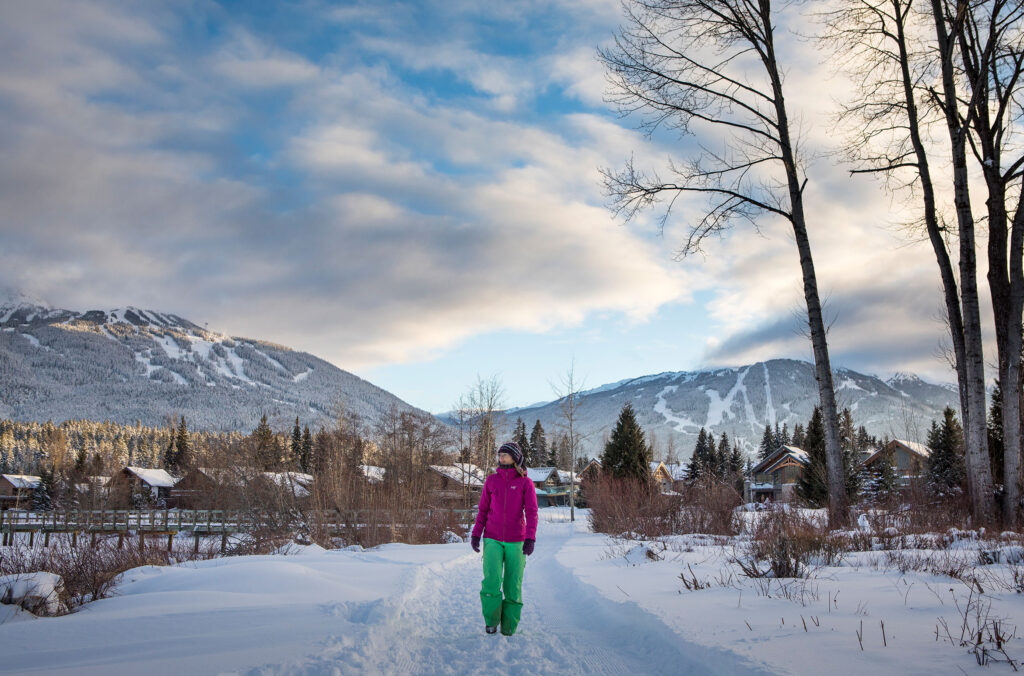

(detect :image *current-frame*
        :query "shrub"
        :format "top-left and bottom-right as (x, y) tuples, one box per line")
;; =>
(737, 509), (848, 579)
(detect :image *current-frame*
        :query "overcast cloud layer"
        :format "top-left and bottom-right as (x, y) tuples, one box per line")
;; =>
(0, 0), (999, 409)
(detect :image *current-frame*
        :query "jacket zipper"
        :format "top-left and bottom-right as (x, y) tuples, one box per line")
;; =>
(502, 468), (509, 541)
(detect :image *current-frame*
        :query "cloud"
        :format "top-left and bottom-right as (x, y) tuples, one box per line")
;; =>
(212, 31), (320, 88)
(0, 0), (1001, 396)
(0, 0), (692, 373)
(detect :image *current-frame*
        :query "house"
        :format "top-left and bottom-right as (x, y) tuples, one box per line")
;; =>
(172, 467), (315, 507)
(649, 462), (675, 493)
(663, 463), (688, 491)
(425, 464), (485, 505)
(527, 467), (569, 507)
(72, 475), (111, 509)
(263, 471), (315, 499)
(359, 465), (386, 485)
(578, 459), (601, 484)
(745, 445), (809, 503)
(0, 474), (41, 509)
(111, 466), (178, 507)
(863, 439), (932, 486)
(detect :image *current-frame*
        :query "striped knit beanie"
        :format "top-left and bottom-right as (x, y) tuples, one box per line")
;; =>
(498, 441), (525, 472)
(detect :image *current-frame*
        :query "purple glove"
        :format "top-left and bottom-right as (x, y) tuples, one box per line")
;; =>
(523, 539), (534, 556)
(471, 536), (481, 552)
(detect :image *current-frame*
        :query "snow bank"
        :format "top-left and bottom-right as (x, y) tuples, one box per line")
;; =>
(0, 572), (63, 615)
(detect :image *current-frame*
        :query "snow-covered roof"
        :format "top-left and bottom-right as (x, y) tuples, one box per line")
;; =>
(892, 439), (932, 458)
(264, 472), (314, 498)
(453, 463), (487, 483)
(360, 465), (385, 484)
(123, 466), (177, 488)
(751, 446), (808, 475)
(864, 439), (933, 466)
(664, 463), (687, 481)
(527, 467), (558, 483)
(429, 465), (485, 487)
(2, 474), (41, 490)
(556, 470), (576, 484)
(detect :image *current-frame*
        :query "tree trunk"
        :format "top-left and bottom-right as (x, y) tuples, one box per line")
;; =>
(1003, 189), (1024, 524)
(763, 14), (847, 526)
(890, 0), (971, 439)
(929, 0), (993, 522)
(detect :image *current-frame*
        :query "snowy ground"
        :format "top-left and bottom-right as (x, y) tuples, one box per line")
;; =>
(1, 509), (1021, 674)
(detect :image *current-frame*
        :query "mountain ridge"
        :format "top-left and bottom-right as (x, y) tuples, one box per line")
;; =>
(0, 295), (428, 431)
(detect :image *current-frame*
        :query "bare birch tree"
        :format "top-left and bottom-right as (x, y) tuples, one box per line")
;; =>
(599, 0), (850, 525)
(552, 362), (585, 522)
(823, 0), (1018, 522)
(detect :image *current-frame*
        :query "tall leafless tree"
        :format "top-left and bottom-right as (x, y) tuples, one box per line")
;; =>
(946, 0), (1024, 525)
(599, 0), (850, 525)
(821, 0), (995, 521)
(552, 361), (585, 522)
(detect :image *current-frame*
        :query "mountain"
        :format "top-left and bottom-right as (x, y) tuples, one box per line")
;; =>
(0, 292), (428, 431)
(498, 359), (960, 459)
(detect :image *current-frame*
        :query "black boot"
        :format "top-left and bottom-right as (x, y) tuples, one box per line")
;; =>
(485, 625), (497, 634)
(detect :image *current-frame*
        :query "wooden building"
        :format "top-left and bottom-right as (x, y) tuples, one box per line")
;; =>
(425, 464), (485, 506)
(110, 467), (178, 507)
(745, 445), (809, 503)
(0, 474), (41, 510)
(863, 439), (932, 486)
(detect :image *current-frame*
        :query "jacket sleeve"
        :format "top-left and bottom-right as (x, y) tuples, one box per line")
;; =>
(472, 477), (491, 539)
(524, 479), (539, 540)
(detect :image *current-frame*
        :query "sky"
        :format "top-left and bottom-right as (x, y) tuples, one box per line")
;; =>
(0, 0), (995, 413)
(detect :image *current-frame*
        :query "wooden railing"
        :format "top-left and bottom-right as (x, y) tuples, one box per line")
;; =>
(0, 508), (477, 547)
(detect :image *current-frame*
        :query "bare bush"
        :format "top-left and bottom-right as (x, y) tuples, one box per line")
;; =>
(737, 509), (848, 579)
(0, 537), (220, 613)
(588, 477), (741, 538)
(587, 477), (682, 538)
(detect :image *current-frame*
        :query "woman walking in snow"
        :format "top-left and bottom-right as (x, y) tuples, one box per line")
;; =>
(470, 441), (538, 636)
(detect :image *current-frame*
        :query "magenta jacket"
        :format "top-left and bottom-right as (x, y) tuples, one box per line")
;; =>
(472, 466), (539, 543)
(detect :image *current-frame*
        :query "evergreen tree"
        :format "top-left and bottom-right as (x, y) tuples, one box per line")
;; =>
(252, 414), (279, 470)
(865, 448), (899, 503)
(300, 425), (313, 473)
(716, 432), (732, 478)
(988, 380), (1005, 487)
(780, 423), (791, 446)
(927, 407), (966, 494)
(32, 467), (53, 511)
(311, 427), (331, 476)
(791, 423), (805, 448)
(291, 417), (302, 466)
(758, 424), (775, 459)
(173, 416), (191, 471)
(796, 408), (829, 507)
(162, 428), (176, 471)
(512, 418), (531, 466)
(600, 403), (651, 482)
(529, 420), (547, 468)
(773, 422), (784, 450)
(687, 428), (714, 482)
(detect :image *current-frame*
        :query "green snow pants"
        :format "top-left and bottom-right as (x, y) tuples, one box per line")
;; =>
(480, 537), (525, 636)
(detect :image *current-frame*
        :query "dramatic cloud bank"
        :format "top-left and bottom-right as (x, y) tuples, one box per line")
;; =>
(0, 0), (993, 407)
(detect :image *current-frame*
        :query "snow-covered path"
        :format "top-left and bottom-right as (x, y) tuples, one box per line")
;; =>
(0, 515), (771, 676)
(272, 518), (768, 675)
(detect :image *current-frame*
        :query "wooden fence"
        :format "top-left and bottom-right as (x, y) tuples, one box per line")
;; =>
(0, 508), (477, 550)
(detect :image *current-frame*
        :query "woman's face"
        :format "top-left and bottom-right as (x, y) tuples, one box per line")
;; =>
(498, 452), (513, 466)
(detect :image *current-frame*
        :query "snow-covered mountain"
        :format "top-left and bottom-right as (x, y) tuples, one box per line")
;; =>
(498, 359), (960, 459)
(0, 291), (428, 430)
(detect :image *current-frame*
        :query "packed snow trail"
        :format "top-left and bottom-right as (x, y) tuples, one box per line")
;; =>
(252, 517), (773, 675)
(0, 514), (775, 675)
